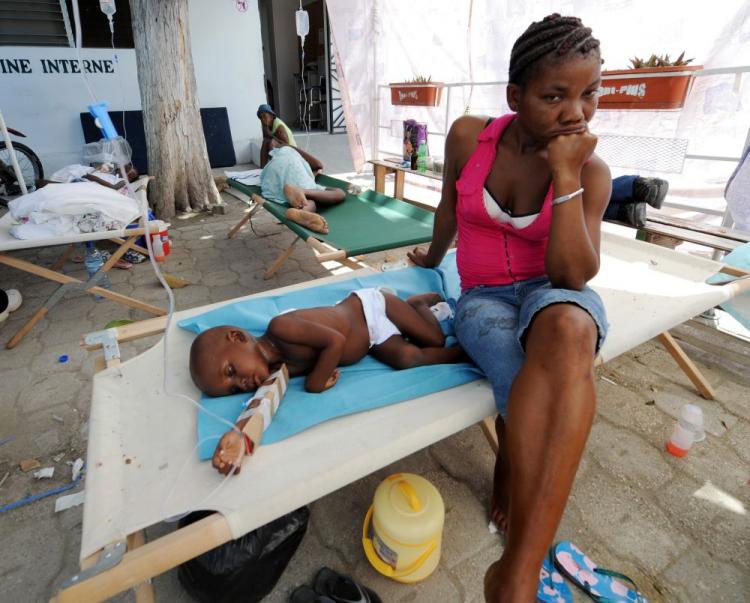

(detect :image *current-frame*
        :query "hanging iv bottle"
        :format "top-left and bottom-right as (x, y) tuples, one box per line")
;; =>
(99, 0), (116, 16)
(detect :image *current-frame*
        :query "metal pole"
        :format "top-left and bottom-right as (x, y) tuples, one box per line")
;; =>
(0, 108), (28, 196)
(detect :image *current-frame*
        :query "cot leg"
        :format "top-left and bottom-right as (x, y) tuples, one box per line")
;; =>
(52, 514), (232, 603)
(228, 204), (260, 239)
(50, 244), (76, 271)
(100, 236), (138, 271)
(373, 164), (387, 193)
(7, 307), (48, 349)
(228, 213), (253, 239)
(480, 415), (499, 455)
(264, 237), (300, 279)
(127, 531), (156, 603)
(111, 237), (149, 256)
(657, 331), (715, 400)
(394, 170), (405, 199)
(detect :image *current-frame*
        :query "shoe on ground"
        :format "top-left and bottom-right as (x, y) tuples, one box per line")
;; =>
(633, 176), (669, 209)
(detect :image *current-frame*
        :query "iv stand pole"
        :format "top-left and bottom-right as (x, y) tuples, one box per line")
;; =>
(0, 107), (29, 196)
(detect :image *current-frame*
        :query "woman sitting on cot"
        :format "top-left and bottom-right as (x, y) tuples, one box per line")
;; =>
(409, 14), (610, 602)
(260, 139), (346, 235)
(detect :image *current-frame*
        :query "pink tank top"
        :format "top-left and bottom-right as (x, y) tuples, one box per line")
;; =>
(456, 114), (552, 291)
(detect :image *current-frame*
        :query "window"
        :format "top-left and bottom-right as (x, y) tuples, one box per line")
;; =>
(0, 0), (133, 48)
(0, 0), (72, 47)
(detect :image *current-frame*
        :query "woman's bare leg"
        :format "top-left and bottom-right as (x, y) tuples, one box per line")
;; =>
(283, 183), (316, 212)
(484, 303), (598, 603)
(303, 187), (346, 206)
(284, 208), (328, 234)
(490, 415), (510, 533)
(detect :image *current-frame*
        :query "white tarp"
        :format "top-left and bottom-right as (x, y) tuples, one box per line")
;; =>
(326, 0), (750, 190)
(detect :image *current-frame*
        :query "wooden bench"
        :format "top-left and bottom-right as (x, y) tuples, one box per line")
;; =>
(635, 214), (750, 253)
(368, 158), (441, 211)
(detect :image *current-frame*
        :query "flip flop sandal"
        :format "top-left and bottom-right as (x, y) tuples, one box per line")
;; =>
(290, 585), (336, 603)
(313, 566), (382, 603)
(538, 549), (573, 603)
(552, 541), (650, 603)
(114, 259), (133, 270)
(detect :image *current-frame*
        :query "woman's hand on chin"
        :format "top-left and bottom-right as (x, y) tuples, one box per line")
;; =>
(545, 129), (598, 178)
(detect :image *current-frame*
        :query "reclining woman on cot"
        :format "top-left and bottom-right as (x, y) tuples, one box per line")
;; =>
(409, 14), (612, 603)
(259, 136), (346, 235)
(189, 289), (466, 474)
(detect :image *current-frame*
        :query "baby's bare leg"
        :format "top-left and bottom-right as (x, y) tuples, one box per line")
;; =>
(370, 335), (466, 369)
(382, 292), (444, 347)
(405, 293), (445, 330)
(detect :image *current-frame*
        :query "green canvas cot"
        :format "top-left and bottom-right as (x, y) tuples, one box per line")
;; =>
(226, 175), (435, 277)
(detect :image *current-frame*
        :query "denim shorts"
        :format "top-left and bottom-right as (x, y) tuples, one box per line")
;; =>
(454, 277), (608, 416)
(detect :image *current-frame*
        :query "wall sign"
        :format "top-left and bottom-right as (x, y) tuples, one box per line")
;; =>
(0, 57), (114, 75)
(235, 0), (248, 12)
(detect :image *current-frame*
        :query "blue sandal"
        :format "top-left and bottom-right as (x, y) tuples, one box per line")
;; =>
(552, 541), (649, 603)
(538, 550), (573, 603)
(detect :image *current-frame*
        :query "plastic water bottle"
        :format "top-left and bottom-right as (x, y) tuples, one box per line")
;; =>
(666, 404), (705, 458)
(151, 231), (165, 262)
(416, 143), (428, 173)
(84, 243), (111, 300)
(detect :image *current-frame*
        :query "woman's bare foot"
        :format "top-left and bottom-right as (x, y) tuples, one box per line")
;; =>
(283, 183), (307, 209)
(484, 556), (539, 603)
(285, 208), (329, 234)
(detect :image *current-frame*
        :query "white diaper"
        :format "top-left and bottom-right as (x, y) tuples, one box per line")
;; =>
(352, 288), (401, 347)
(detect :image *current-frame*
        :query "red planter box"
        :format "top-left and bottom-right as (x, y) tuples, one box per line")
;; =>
(598, 66), (702, 110)
(389, 83), (444, 107)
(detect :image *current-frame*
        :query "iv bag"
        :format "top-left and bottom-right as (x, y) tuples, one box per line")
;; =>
(99, 0), (116, 17)
(295, 9), (309, 38)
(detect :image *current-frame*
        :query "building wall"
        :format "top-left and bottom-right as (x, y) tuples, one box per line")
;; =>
(0, 0), (266, 174)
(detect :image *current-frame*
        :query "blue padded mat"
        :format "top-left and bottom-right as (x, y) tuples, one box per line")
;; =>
(179, 254), (483, 460)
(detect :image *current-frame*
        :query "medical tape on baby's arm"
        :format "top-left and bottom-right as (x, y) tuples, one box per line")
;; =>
(238, 365), (289, 454)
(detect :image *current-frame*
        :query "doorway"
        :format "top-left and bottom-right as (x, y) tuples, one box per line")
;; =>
(257, 0), (345, 134)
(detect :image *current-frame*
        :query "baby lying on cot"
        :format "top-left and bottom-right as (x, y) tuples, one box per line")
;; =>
(189, 288), (465, 474)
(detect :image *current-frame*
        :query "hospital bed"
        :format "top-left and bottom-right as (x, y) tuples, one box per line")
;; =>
(54, 230), (749, 602)
(224, 175), (434, 278)
(0, 178), (166, 348)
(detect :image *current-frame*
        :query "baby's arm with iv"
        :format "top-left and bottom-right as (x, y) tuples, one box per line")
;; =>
(212, 365), (289, 475)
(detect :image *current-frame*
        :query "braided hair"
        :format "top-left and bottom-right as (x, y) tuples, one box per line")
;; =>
(509, 14), (600, 86)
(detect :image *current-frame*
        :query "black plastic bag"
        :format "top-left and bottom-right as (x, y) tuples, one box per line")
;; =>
(178, 506), (310, 603)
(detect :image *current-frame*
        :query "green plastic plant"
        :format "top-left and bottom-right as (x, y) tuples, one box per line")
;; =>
(629, 52), (694, 69)
(406, 75), (433, 84)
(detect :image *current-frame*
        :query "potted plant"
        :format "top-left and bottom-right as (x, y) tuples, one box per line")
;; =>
(598, 52), (702, 110)
(389, 76), (445, 107)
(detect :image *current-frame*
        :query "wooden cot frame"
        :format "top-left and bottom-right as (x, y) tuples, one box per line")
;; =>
(1, 221), (167, 349)
(50, 256), (750, 602)
(224, 187), (368, 279)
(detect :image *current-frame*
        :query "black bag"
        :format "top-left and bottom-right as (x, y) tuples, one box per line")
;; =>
(178, 506), (310, 603)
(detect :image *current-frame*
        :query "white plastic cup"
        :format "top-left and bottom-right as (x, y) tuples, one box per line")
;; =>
(666, 404), (704, 457)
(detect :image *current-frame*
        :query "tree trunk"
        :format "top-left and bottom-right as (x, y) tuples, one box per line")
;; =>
(130, 0), (220, 218)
